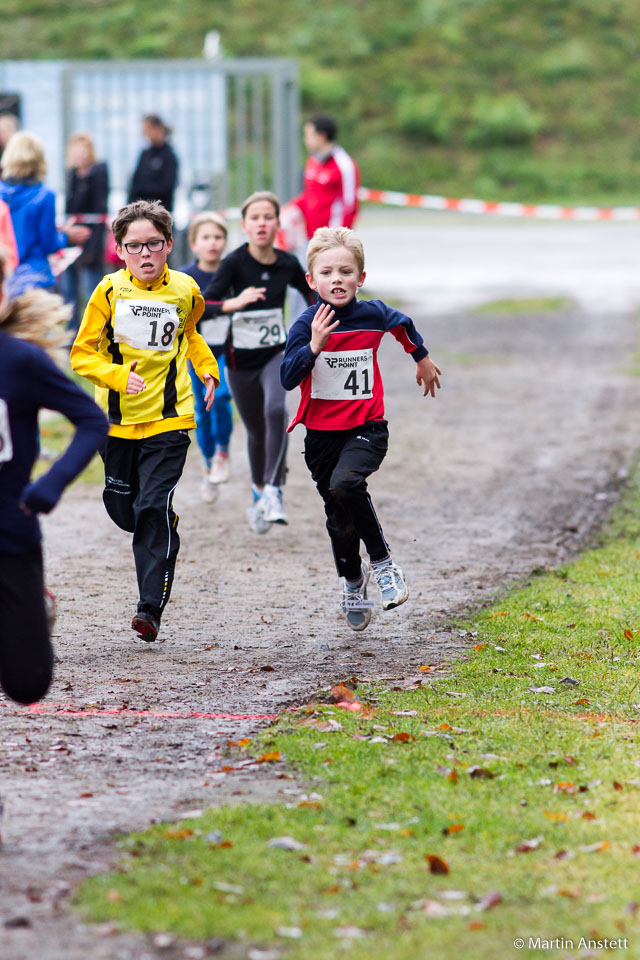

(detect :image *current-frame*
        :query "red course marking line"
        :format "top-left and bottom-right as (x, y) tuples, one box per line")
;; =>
(2, 703), (277, 721)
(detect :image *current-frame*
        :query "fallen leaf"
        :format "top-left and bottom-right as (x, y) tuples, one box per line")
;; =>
(393, 732), (416, 743)
(558, 677), (580, 686)
(490, 611), (509, 618)
(228, 738), (251, 748)
(514, 836), (543, 853)
(426, 854), (450, 875)
(468, 920), (486, 930)
(553, 782), (578, 795)
(257, 750), (281, 763)
(337, 701), (362, 712)
(443, 824), (465, 835)
(524, 611), (545, 622)
(631, 844), (640, 857)
(543, 810), (570, 822)
(580, 840), (610, 853)
(165, 828), (193, 840)
(260, 664), (275, 672)
(554, 850), (574, 860)
(572, 698), (590, 706)
(268, 836), (305, 851)
(474, 644), (485, 652)
(530, 686), (556, 694)
(476, 890), (502, 911)
(330, 683), (356, 703)
(419, 665), (433, 672)
(106, 889), (122, 903)
(581, 811), (597, 821)
(624, 629), (635, 640)
(468, 766), (495, 779)
(613, 781), (624, 791)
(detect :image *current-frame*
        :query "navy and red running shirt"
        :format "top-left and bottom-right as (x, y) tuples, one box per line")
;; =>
(280, 296), (428, 432)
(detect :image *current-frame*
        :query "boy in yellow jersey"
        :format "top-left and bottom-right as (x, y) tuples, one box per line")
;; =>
(71, 200), (219, 642)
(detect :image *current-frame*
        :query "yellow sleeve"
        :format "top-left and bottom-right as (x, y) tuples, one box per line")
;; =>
(185, 287), (220, 387)
(70, 280), (131, 393)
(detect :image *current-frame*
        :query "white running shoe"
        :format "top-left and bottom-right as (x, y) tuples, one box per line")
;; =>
(261, 484), (288, 524)
(200, 473), (219, 503)
(341, 559), (374, 631)
(372, 561), (409, 610)
(246, 496), (270, 534)
(209, 452), (230, 484)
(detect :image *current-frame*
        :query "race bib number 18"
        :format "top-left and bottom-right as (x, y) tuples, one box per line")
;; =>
(0, 398), (13, 464)
(113, 299), (180, 352)
(311, 349), (374, 401)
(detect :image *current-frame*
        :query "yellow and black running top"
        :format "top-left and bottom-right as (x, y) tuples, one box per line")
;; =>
(71, 266), (219, 439)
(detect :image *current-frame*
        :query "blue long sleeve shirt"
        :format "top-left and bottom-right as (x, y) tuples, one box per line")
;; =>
(0, 331), (108, 554)
(0, 179), (68, 292)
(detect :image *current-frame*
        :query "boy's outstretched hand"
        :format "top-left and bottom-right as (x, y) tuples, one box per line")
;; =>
(415, 356), (442, 397)
(310, 302), (340, 355)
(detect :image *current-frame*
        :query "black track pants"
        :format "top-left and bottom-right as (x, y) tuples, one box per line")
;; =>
(303, 420), (390, 581)
(0, 549), (53, 705)
(101, 430), (190, 620)
(227, 352), (288, 488)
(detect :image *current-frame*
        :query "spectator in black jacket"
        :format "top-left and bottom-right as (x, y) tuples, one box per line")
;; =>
(127, 115), (178, 212)
(62, 132), (109, 331)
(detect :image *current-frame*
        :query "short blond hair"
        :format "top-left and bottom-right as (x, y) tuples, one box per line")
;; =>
(241, 190), (280, 219)
(306, 226), (365, 277)
(65, 132), (97, 167)
(188, 211), (228, 246)
(1, 131), (47, 182)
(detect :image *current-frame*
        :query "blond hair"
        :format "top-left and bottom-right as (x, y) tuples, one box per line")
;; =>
(0, 248), (68, 365)
(1, 131), (47, 181)
(65, 131), (97, 168)
(188, 211), (228, 246)
(241, 190), (280, 220)
(306, 226), (365, 277)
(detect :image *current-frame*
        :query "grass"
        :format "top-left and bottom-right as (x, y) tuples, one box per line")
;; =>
(472, 296), (574, 315)
(74, 462), (640, 958)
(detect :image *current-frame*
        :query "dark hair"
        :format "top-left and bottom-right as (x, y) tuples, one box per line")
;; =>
(111, 200), (173, 245)
(143, 114), (171, 136)
(307, 114), (337, 142)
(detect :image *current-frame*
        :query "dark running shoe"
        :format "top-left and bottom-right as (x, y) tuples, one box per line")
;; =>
(131, 611), (160, 642)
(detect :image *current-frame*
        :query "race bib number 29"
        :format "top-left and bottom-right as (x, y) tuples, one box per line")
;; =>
(311, 349), (374, 401)
(231, 308), (285, 350)
(0, 398), (13, 465)
(113, 299), (180, 352)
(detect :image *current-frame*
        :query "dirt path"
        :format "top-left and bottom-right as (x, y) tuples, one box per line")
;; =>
(1, 301), (638, 960)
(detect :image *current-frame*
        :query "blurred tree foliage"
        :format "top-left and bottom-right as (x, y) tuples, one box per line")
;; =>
(3, 0), (640, 203)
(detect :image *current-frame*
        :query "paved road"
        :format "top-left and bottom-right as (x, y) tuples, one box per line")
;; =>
(356, 207), (640, 313)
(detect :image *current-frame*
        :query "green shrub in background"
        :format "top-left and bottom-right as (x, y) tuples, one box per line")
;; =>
(466, 93), (543, 147)
(395, 92), (454, 143)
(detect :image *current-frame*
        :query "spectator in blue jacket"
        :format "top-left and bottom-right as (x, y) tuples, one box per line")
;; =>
(0, 131), (89, 296)
(0, 249), (108, 704)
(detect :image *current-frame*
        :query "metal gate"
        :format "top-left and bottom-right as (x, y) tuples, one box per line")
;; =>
(0, 57), (299, 223)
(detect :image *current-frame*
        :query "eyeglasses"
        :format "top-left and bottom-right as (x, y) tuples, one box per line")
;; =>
(123, 238), (166, 255)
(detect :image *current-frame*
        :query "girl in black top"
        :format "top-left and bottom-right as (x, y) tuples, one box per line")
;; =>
(204, 191), (313, 531)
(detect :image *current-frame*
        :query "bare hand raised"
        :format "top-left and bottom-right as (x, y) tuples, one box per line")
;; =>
(310, 302), (340, 355)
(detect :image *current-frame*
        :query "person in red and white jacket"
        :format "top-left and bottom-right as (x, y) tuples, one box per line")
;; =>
(291, 115), (360, 239)
(281, 227), (441, 631)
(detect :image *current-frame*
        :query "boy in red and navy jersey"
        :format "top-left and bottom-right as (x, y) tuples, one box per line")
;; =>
(281, 226), (441, 630)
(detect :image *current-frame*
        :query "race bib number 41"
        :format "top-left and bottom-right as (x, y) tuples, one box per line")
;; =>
(311, 349), (374, 401)
(231, 308), (285, 350)
(113, 299), (180, 352)
(0, 398), (13, 464)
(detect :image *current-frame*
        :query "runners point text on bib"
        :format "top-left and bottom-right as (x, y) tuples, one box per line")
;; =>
(0, 398), (13, 464)
(231, 308), (285, 349)
(311, 349), (374, 400)
(113, 300), (181, 352)
(199, 316), (230, 347)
